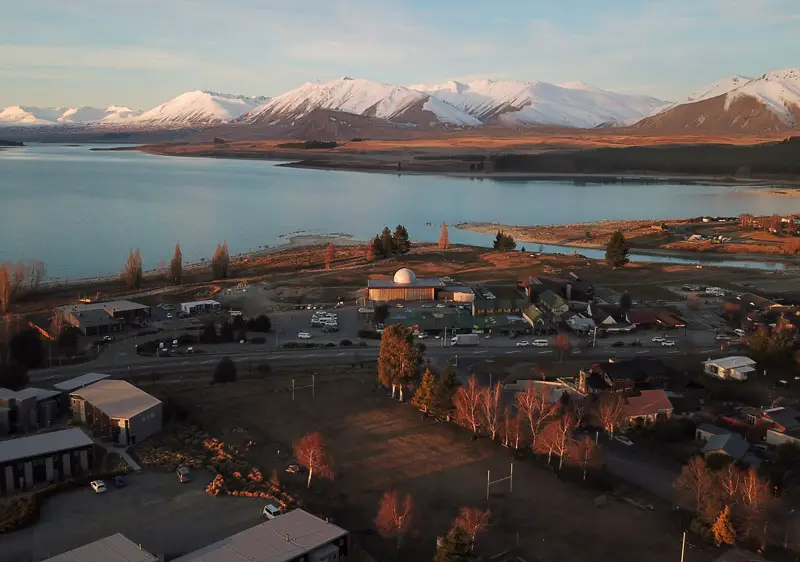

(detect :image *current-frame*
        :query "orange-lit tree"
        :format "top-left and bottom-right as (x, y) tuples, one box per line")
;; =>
(438, 222), (450, 249)
(376, 490), (414, 550)
(324, 242), (336, 270)
(596, 394), (626, 437)
(515, 382), (557, 448)
(674, 456), (713, 514)
(293, 432), (333, 489)
(454, 376), (483, 434)
(570, 435), (600, 480)
(455, 506), (491, 549)
(377, 325), (418, 401)
(479, 382), (503, 440)
(502, 407), (522, 450)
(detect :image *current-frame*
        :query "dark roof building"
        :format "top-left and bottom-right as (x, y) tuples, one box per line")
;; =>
(42, 533), (158, 562)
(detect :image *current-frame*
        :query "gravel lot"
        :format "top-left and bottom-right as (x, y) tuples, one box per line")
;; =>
(1, 471), (263, 561)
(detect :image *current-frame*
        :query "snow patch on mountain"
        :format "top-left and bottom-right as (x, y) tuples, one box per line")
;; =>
(683, 75), (753, 104)
(0, 104), (144, 126)
(722, 68), (800, 125)
(132, 90), (269, 126)
(241, 78), (480, 126)
(0, 105), (69, 125)
(410, 79), (669, 128)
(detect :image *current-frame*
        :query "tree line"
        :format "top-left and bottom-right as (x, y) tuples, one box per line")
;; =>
(368, 225), (411, 260)
(0, 260), (46, 315)
(119, 241), (232, 290)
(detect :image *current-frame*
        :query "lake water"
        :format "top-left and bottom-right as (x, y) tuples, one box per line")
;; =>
(2, 143), (800, 279)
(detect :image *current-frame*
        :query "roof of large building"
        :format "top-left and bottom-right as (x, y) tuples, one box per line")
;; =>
(0, 427), (93, 464)
(41, 533), (158, 562)
(368, 269), (445, 289)
(623, 390), (674, 418)
(59, 300), (149, 315)
(67, 308), (117, 327)
(72, 380), (161, 420)
(173, 509), (347, 562)
(5, 387), (61, 402)
(182, 299), (221, 307)
(53, 373), (111, 392)
(704, 356), (757, 370)
(762, 406), (800, 430)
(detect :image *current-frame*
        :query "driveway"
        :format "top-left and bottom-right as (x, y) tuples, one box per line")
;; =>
(1, 471), (264, 561)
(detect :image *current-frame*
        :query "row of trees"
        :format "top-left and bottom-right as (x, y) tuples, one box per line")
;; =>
(119, 241), (232, 290)
(675, 456), (777, 548)
(369, 225), (411, 260)
(0, 260), (46, 314)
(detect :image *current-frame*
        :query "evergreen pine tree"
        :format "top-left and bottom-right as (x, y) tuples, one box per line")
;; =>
(169, 243), (183, 285)
(371, 235), (384, 259)
(605, 231), (630, 268)
(393, 224), (411, 254)
(431, 360), (459, 418)
(412, 365), (436, 412)
(434, 526), (479, 562)
(380, 227), (395, 256)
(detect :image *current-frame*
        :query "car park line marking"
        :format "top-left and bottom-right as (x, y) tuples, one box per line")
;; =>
(506, 350), (521, 354)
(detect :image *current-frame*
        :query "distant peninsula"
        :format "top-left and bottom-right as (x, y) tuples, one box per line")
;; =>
(0, 140), (24, 147)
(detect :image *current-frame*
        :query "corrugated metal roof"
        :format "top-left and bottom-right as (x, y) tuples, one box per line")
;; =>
(173, 509), (347, 562)
(53, 373), (111, 392)
(704, 356), (756, 370)
(0, 427), (93, 464)
(59, 300), (149, 314)
(367, 278), (444, 288)
(42, 533), (158, 562)
(11, 387), (61, 401)
(72, 380), (161, 420)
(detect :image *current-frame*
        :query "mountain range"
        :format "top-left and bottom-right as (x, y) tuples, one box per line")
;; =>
(2, 68), (799, 136)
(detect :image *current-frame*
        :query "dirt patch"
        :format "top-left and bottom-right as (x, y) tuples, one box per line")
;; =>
(152, 372), (713, 562)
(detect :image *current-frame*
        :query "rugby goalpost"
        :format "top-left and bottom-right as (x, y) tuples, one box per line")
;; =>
(486, 462), (514, 501)
(291, 374), (316, 401)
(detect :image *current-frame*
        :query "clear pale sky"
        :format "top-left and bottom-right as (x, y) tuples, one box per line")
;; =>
(1, 0), (798, 109)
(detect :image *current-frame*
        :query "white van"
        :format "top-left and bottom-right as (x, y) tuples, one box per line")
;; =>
(532, 339), (549, 347)
(734, 328), (746, 337)
(262, 504), (283, 519)
(298, 332), (312, 339)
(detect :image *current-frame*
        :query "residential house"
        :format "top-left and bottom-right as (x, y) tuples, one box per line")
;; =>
(766, 428), (800, 447)
(61, 308), (122, 337)
(703, 356), (757, 381)
(696, 424), (732, 443)
(579, 358), (681, 394)
(593, 287), (623, 306)
(565, 313), (596, 333)
(703, 432), (749, 461)
(761, 406), (800, 432)
(622, 390), (673, 425)
(519, 274), (594, 303)
(587, 303), (631, 332)
(522, 305), (546, 330)
(538, 290), (569, 320)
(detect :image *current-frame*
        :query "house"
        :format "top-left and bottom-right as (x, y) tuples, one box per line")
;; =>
(0, 427), (94, 495)
(53, 373), (111, 412)
(181, 299), (221, 315)
(587, 303), (629, 329)
(565, 313), (596, 333)
(593, 287), (624, 306)
(703, 356), (757, 381)
(760, 406), (800, 432)
(172, 509), (349, 562)
(626, 310), (662, 329)
(62, 308), (123, 336)
(538, 290), (569, 319)
(579, 358), (680, 394)
(520, 274), (594, 303)
(696, 424), (732, 442)
(703, 432), (749, 461)
(623, 390), (674, 424)
(70, 380), (162, 446)
(522, 305), (546, 329)
(42, 533), (158, 562)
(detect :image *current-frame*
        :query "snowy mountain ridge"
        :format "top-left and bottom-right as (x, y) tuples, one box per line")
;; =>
(131, 90), (269, 126)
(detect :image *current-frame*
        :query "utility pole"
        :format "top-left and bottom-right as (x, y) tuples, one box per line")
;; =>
(680, 531), (686, 562)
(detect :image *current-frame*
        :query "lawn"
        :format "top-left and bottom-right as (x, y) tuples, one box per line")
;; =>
(158, 370), (714, 562)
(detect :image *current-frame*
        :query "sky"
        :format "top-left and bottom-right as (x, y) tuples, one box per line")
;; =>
(1, 0), (799, 109)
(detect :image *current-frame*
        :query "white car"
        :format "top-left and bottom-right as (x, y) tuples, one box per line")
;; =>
(516, 341), (530, 347)
(715, 334), (731, 341)
(417, 333), (428, 339)
(90, 480), (107, 493)
(614, 436), (634, 446)
(421, 304), (432, 308)
(263, 504), (284, 520)
(651, 336), (664, 343)
(436, 303), (446, 308)
(298, 332), (312, 339)
(532, 340), (548, 347)
(661, 340), (676, 347)
(166, 313), (173, 320)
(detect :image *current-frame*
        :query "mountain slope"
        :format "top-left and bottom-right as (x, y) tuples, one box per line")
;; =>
(683, 75), (752, 104)
(0, 105), (142, 126)
(634, 68), (800, 133)
(0, 105), (70, 125)
(131, 90), (269, 127)
(410, 79), (669, 128)
(239, 77), (480, 127)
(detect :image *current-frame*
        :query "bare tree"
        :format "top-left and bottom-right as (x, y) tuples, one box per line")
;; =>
(454, 506), (491, 549)
(674, 456), (714, 513)
(170, 243), (183, 285)
(597, 394), (626, 437)
(515, 382), (557, 448)
(554, 412), (577, 470)
(438, 221), (450, 249)
(120, 249), (143, 289)
(738, 467), (774, 543)
(479, 382), (503, 440)
(376, 490), (414, 550)
(0, 263), (12, 315)
(211, 241), (230, 278)
(502, 407), (522, 450)
(570, 435), (599, 480)
(157, 259), (167, 279)
(454, 376), (483, 434)
(25, 261), (45, 292)
(554, 333), (570, 362)
(293, 432), (333, 488)
(535, 421), (561, 464)
(324, 242), (336, 270)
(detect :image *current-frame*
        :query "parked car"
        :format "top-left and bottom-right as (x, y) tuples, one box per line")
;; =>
(298, 332), (312, 339)
(102, 335), (114, 343)
(263, 504), (284, 520)
(176, 466), (192, 483)
(614, 436), (634, 446)
(436, 304), (446, 308)
(113, 475), (126, 488)
(417, 332), (428, 339)
(166, 313), (173, 320)
(532, 340), (548, 347)
(716, 334), (731, 341)
(611, 341), (625, 347)
(286, 464), (306, 474)
(734, 328), (746, 337)
(516, 341), (530, 347)
(661, 340), (676, 347)
(652, 336), (665, 343)
(90, 480), (107, 493)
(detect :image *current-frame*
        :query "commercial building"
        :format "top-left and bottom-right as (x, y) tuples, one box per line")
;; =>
(0, 387), (61, 434)
(54, 373), (111, 412)
(174, 509), (349, 562)
(70, 380), (162, 446)
(703, 356), (757, 381)
(57, 300), (151, 335)
(367, 268), (445, 302)
(181, 299), (222, 315)
(41, 533), (158, 562)
(0, 427), (94, 495)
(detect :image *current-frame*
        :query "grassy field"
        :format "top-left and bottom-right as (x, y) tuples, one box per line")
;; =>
(154, 371), (715, 562)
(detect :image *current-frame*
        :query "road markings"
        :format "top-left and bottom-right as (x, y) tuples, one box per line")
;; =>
(270, 355), (284, 359)
(201, 360), (215, 364)
(506, 350), (521, 354)
(539, 350), (553, 354)
(572, 350), (582, 355)
(637, 350), (650, 354)
(472, 350), (486, 355)
(181, 361), (189, 366)
(337, 352), (347, 356)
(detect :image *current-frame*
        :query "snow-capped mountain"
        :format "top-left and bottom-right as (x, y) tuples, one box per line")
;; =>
(0, 104), (142, 126)
(239, 77), (480, 127)
(409, 79), (670, 128)
(131, 90), (269, 127)
(635, 68), (800, 132)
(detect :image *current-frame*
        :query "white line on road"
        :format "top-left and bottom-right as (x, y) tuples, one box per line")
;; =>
(472, 350), (486, 355)
(337, 353), (347, 356)
(201, 360), (215, 364)
(270, 355), (284, 359)
(181, 361), (189, 365)
(637, 350), (650, 354)
(539, 350), (553, 354)
(572, 351), (582, 355)
(506, 350), (521, 354)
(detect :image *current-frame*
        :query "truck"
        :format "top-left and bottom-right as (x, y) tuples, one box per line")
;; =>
(451, 334), (479, 346)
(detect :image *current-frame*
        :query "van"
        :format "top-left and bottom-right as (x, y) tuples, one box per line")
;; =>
(532, 339), (548, 347)
(734, 328), (746, 337)
(262, 504), (283, 519)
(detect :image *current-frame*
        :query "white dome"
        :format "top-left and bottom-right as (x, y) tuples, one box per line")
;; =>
(393, 268), (416, 285)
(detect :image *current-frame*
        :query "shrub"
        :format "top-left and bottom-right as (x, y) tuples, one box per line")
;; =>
(339, 339), (353, 347)
(357, 329), (381, 340)
(250, 336), (266, 344)
(284, 342), (299, 349)
(213, 357), (237, 384)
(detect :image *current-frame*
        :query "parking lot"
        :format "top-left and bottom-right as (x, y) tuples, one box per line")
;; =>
(1, 471), (263, 561)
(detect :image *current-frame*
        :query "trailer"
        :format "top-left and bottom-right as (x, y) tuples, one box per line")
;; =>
(451, 333), (479, 346)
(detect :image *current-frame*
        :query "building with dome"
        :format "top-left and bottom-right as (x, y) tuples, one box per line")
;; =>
(367, 268), (445, 302)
